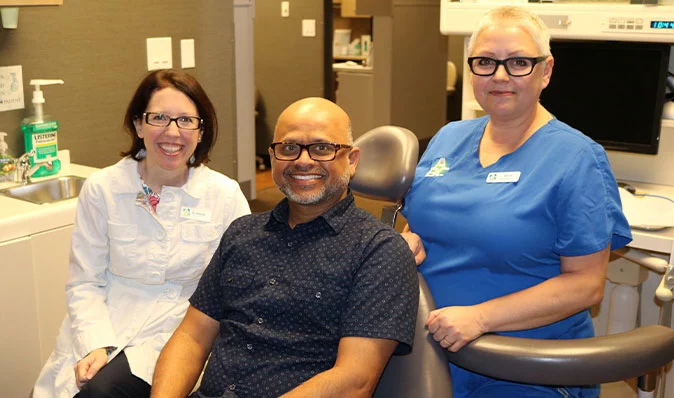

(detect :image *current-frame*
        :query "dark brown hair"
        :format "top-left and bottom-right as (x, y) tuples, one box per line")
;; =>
(121, 69), (218, 167)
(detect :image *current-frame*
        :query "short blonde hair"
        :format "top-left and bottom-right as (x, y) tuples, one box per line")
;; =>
(467, 6), (551, 57)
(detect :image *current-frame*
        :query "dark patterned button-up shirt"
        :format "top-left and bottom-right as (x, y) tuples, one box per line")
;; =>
(190, 192), (418, 397)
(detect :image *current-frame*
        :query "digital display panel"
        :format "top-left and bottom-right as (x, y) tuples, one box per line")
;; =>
(540, 40), (669, 155)
(651, 21), (674, 29)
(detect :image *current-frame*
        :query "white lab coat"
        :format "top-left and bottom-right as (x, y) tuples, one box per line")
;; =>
(33, 157), (250, 398)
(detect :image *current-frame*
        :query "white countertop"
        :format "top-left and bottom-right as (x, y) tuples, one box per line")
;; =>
(622, 180), (674, 255)
(0, 150), (99, 244)
(332, 62), (373, 73)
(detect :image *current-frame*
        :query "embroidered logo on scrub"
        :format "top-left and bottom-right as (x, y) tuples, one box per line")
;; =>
(425, 157), (450, 177)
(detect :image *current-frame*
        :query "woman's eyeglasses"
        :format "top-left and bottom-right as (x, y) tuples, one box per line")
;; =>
(143, 112), (203, 130)
(467, 56), (547, 77)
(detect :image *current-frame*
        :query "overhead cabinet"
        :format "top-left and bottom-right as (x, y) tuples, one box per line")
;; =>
(340, 0), (370, 18)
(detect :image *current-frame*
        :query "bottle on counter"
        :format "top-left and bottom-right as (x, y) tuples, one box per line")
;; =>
(21, 79), (64, 178)
(0, 132), (16, 182)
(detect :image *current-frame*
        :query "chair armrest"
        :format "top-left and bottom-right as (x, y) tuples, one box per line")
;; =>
(446, 325), (674, 385)
(374, 274), (452, 397)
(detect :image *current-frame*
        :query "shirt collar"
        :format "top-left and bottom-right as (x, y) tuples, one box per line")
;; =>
(111, 156), (205, 199)
(266, 190), (356, 234)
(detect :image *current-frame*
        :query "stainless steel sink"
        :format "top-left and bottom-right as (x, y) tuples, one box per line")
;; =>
(0, 175), (86, 204)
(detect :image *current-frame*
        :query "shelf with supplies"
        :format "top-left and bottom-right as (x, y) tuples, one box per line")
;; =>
(0, 0), (61, 5)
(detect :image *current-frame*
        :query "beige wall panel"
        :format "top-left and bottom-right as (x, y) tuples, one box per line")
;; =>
(0, 0), (238, 178)
(390, 2), (448, 140)
(254, 0), (324, 156)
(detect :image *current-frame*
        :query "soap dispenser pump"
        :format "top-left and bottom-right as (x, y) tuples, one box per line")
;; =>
(21, 79), (64, 178)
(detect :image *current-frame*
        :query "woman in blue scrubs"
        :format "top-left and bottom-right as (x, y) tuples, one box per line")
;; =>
(402, 6), (632, 398)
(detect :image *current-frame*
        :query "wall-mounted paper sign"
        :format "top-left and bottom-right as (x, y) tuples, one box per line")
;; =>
(0, 65), (24, 112)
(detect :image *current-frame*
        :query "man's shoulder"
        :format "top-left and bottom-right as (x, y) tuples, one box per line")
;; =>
(346, 207), (410, 249)
(229, 211), (270, 229)
(347, 206), (394, 232)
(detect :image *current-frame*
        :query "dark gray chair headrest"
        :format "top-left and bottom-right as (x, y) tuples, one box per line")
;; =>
(350, 126), (419, 203)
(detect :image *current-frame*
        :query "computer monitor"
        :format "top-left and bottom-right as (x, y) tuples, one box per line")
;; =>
(540, 40), (670, 155)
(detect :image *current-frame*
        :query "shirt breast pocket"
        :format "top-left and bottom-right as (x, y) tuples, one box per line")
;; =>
(107, 221), (138, 277)
(220, 268), (257, 302)
(289, 280), (348, 329)
(181, 223), (224, 274)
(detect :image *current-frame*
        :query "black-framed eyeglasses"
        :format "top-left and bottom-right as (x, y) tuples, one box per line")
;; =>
(467, 56), (548, 77)
(270, 142), (352, 162)
(143, 112), (203, 130)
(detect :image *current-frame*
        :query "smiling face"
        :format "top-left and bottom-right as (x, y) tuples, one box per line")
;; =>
(270, 98), (359, 211)
(133, 87), (202, 175)
(469, 23), (553, 121)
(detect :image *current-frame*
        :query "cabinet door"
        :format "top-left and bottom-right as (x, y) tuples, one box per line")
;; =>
(0, 237), (42, 398)
(335, 71), (375, 139)
(341, 0), (369, 18)
(31, 224), (74, 363)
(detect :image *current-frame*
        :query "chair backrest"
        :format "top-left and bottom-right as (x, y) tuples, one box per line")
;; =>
(447, 61), (457, 93)
(350, 125), (453, 398)
(350, 125), (418, 203)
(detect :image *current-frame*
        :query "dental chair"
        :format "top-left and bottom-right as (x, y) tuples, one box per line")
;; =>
(350, 125), (674, 398)
(350, 125), (453, 398)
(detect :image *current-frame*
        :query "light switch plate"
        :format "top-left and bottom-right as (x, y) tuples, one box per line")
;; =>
(147, 37), (172, 71)
(281, 1), (290, 17)
(302, 19), (316, 37)
(181, 39), (195, 69)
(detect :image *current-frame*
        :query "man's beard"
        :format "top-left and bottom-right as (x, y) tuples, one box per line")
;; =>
(276, 166), (351, 205)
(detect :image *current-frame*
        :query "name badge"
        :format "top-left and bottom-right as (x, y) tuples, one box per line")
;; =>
(486, 171), (521, 184)
(181, 206), (212, 222)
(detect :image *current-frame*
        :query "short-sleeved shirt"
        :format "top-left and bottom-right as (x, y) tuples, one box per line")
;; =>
(191, 191), (419, 397)
(402, 117), (632, 397)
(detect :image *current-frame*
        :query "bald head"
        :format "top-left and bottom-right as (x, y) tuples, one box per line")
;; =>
(274, 97), (353, 144)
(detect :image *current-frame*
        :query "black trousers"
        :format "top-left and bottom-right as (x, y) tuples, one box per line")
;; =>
(74, 351), (151, 398)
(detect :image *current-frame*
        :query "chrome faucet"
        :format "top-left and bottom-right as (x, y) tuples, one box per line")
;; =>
(14, 150), (54, 184)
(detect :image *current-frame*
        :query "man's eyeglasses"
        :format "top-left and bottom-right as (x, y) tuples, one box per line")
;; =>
(467, 56), (547, 77)
(143, 112), (203, 130)
(270, 142), (352, 162)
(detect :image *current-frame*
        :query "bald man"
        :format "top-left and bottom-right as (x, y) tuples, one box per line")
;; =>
(151, 98), (418, 398)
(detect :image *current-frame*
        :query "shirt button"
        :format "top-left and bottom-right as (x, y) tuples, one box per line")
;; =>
(315, 292), (322, 299)
(287, 242), (293, 247)
(246, 344), (253, 350)
(268, 278), (277, 285)
(257, 317), (264, 324)
(228, 384), (236, 391)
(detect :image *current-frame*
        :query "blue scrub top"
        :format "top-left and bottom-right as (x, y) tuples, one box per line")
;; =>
(403, 116), (632, 341)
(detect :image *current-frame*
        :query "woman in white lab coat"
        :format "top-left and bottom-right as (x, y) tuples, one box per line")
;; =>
(33, 69), (251, 398)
